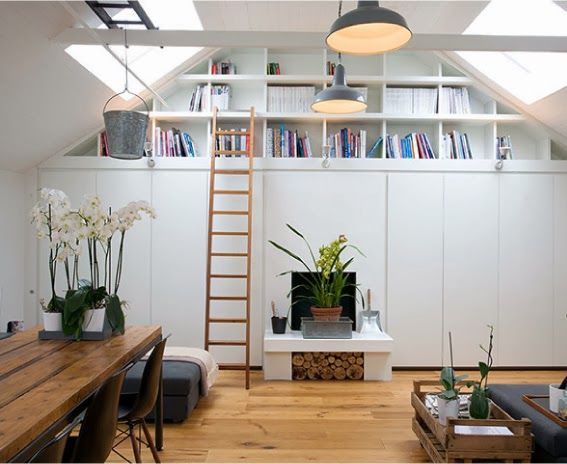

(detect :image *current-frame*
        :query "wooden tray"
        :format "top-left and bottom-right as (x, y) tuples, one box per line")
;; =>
(522, 394), (567, 427)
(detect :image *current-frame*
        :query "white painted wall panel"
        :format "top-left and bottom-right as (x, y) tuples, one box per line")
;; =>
(554, 175), (567, 366)
(388, 173), (443, 366)
(499, 174), (553, 366)
(443, 174), (498, 366)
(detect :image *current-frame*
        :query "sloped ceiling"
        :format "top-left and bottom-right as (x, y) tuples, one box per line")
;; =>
(2, 1), (567, 172)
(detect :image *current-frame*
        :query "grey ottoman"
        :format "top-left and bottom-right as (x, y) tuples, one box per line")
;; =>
(121, 360), (202, 423)
(490, 384), (567, 462)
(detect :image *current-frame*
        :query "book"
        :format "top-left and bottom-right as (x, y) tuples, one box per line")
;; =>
(385, 133), (436, 159)
(267, 86), (315, 112)
(441, 131), (473, 159)
(212, 60), (236, 75)
(367, 136), (383, 158)
(266, 125), (313, 158)
(385, 87), (438, 114)
(496, 135), (513, 160)
(327, 128), (367, 158)
(439, 87), (471, 114)
(267, 62), (281, 75)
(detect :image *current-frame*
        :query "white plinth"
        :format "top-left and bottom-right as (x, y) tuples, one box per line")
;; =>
(263, 330), (394, 381)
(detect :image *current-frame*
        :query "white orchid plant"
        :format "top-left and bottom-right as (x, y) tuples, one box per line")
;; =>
(31, 189), (156, 337)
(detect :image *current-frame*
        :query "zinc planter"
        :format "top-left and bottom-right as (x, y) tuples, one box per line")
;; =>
(82, 308), (106, 332)
(438, 397), (459, 426)
(42, 312), (63, 332)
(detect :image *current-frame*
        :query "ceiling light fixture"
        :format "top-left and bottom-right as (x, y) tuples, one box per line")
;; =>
(311, 59), (367, 114)
(326, 1), (412, 55)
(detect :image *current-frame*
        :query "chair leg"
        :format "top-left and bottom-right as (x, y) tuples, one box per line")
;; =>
(129, 423), (142, 463)
(141, 419), (161, 463)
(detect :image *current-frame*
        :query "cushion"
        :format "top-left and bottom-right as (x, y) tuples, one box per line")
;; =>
(490, 384), (567, 459)
(122, 360), (201, 397)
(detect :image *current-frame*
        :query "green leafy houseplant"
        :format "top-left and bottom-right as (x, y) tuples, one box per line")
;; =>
(468, 325), (494, 419)
(437, 333), (467, 425)
(269, 224), (364, 320)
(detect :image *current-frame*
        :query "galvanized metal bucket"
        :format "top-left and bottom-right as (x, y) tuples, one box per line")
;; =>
(103, 92), (149, 160)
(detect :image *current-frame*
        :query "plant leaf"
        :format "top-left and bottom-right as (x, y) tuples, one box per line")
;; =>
(106, 294), (125, 335)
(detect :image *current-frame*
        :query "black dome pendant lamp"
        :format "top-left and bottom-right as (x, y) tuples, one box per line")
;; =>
(326, 1), (412, 55)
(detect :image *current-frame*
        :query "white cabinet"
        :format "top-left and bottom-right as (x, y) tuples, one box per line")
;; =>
(554, 175), (567, 365)
(443, 174), (499, 366)
(387, 173), (444, 366)
(96, 171), (152, 326)
(151, 171), (208, 347)
(499, 174), (553, 366)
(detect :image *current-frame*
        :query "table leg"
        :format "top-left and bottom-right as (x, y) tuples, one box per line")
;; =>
(155, 364), (164, 451)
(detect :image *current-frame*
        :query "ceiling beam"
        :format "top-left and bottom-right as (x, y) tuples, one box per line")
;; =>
(53, 28), (567, 52)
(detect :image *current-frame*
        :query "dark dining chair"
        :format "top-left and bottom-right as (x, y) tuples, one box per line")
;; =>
(64, 367), (128, 463)
(114, 338), (167, 463)
(28, 416), (81, 463)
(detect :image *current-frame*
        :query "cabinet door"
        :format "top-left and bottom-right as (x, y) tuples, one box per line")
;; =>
(499, 174), (553, 366)
(96, 171), (152, 326)
(443, 174), (498, 366)
(388, 173), (443, 366)
(151, 171), (208, 347)
(554, 175), (567, 366)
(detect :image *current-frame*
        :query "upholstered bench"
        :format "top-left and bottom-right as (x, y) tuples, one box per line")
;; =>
(121, 360), (202, 423)
(490, 384), (567, 462)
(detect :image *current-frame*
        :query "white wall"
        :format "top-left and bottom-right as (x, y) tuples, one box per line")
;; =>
(31, 161), (567, 367)
(0, 169), (25, 329)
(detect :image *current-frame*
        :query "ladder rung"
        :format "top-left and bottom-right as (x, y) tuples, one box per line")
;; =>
(216, 130), (249, 136)
(211, 231), (249, 236)
(215, 150), (248, 155)
(213, 189), (250, 195)
(210, 252), (248, 257)
(208, 340), (247, 346)
(210, 296), (247, 301)
(219, 363), (248, 370)
(212, 210), (249, 215)
(215, 169), (249, 175)
(209, 318), (247, 323)
(210, 274), (248, 279)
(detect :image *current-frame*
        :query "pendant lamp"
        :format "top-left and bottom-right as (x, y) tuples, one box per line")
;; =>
(312, 62), (367, 114)
(326, 1), (412, 55)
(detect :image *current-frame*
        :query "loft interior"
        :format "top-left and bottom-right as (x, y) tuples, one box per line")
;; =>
(1, 1), (567, 463)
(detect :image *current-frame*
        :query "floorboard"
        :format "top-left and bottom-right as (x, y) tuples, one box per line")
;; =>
(111, 369), (562, 463)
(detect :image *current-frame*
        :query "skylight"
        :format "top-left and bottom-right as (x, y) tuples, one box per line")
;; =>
(66, 0), (203, 100)
(457, 0), (567, 105)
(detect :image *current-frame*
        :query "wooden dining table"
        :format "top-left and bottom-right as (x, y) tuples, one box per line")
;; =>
(0, 325), (163, 462)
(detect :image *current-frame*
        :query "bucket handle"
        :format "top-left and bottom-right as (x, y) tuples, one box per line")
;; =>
(103, 90), (150, 115)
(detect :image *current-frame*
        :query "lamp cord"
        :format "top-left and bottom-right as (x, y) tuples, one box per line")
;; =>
(123, 28), (129, 93)
(337, 1), (343, 64)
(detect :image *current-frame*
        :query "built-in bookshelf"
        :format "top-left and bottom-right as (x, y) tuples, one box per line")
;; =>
(80, 47), (567, 161)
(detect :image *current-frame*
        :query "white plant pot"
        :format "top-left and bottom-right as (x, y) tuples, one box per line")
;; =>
(43, 312), (63, 332)
(438, 397), (459, 426)
(82, 308), (106, 332)
(550, 384), (564, 413)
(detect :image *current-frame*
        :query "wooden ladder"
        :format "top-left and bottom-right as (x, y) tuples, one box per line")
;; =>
(205, 106), (254, 389)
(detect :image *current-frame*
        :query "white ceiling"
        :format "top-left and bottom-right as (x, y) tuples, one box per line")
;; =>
(1, 1), (567, 172)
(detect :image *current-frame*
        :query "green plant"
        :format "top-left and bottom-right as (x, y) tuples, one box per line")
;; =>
(269, 224), (364, 309)
(439, 332), (467, 401)
(468, 325), (494, 419)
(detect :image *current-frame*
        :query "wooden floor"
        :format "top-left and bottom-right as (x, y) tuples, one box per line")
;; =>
(112, 370), (561, 463)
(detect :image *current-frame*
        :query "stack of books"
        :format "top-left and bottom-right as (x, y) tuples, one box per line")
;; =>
(385, 133), (436, 159)
(266, 126), (313, 158)
(385, 88), (438, 114)
(496, 135), (514, 160)
(189, 84), (208, 112)
(439, 87), (471, 114)
(441, 131), (473, 159)
(328, 128), (367, 158)
(212, 61), (236, 75)
(154, 127), (197, 157)
(216, 128), (249, 155)
(267, 62), (281, 75)
(267, 86), (315, 112)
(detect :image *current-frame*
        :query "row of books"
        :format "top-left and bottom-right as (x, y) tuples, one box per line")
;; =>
(267, 86), (315, 113)
(439, 87), (472, 114)
(211, 61), (236, 75)
(328, 128), (367, 159)
(267, 62), (281, 75)
(215, 128), (250, 154)
(496, 135), (514, 160)
(266, 126), (313, 158)
(440, 131), (473, 159)
(189, 84), (231, 111)
(154, 127), (197, 157)
(385, 88), (438, 114)
(385, 133), (436, 159)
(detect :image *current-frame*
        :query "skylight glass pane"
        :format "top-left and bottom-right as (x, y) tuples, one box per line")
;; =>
(457, 0), (567, 104)
(65, 0), (203, 100)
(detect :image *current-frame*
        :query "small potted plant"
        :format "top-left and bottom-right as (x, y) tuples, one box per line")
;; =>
(269, 224), (364, 321)
(468, 325), (494, 419)
(270, 301), (287, 334)
(437, 332), (467, 426)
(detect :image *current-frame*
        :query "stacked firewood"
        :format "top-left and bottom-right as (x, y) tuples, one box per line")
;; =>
(291, 352), (364, 380)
